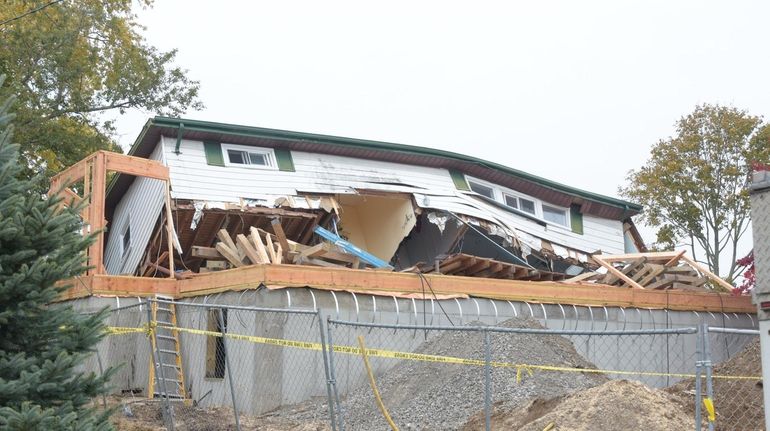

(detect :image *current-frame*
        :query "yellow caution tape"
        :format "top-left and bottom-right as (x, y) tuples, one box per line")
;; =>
(703, 397), (716, 422)
(104, 325), (762, 382)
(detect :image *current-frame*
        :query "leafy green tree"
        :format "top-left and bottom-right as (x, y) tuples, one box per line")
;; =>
(621, 104), (770, 283)
(0, 0), (202, 179)
(0, 76), (113, 429)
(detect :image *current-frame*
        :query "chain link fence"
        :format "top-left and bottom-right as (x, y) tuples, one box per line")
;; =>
(74, 299), (764, 431)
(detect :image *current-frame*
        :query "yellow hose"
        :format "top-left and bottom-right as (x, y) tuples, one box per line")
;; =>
(358, 335), (399, 431)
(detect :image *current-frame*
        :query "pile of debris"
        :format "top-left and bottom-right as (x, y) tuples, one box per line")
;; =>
(197, 222), (390, 272)
(567, 251), (733, 291)
(320, 317), (606, 430)
(417, 253), (569, 281)
(463, 380), (694, 430)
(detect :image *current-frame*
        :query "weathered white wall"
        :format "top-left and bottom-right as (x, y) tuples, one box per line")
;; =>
(163, 138), (625, 256)
(104, 142), (166, 275)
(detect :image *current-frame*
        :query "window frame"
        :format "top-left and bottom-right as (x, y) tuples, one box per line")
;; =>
(467, 178), (499, 200)
(120, 217), (131, 258)
(542, 204), (570, 227)
(221, 143), (278, 170)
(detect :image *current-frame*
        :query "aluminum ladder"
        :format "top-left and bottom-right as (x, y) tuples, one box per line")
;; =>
(148, 296), (188, 401)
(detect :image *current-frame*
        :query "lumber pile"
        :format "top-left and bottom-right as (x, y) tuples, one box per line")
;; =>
(417, 253), (568, 281)
(196, 221), (366, 270)
(569, 251), (733, 292)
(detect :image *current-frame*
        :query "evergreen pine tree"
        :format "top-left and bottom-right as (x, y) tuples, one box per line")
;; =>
(0, 76), (113, 430)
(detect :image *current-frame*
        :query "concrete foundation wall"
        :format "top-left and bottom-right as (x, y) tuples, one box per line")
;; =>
(71, 287), (756, 415)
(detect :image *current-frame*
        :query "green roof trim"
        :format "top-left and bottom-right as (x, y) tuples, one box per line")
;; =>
(127, 116), (642, 213)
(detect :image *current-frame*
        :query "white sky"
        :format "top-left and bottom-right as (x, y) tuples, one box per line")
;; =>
(115, 0), (770, 269)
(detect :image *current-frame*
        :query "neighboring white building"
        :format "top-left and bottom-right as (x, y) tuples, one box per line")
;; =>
(103, 117), (644, 277)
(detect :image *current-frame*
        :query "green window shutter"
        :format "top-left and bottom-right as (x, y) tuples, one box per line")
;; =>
(449, 169), (470, 191)
(274, 148), (295, 172)
(203, 141), (225, 167)
(570, 204), (584, 235)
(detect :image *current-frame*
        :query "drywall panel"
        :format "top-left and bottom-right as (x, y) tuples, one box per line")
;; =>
(338, 194), (417, 261)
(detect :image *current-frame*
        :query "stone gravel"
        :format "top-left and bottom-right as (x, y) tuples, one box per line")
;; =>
(334, 317), (606, 430)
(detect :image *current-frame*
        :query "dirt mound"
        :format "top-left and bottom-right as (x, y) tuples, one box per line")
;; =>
(463, 380), (694, 430)
(667, 338), (763, 430)
(337, 317), (606, 430)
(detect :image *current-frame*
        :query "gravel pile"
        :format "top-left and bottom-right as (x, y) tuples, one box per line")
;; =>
(463, 379), (694, 430)
(334, 316), (605, 430)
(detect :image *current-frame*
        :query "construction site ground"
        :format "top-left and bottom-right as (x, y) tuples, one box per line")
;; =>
(111, 321), (761, 430)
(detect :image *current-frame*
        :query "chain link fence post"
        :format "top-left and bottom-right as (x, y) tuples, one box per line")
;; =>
(483, 328), (491, 431)
(146, 299), (175, 431)
(694, 323), (703, 431)
(216, 308), (242, 431)
(702, 324), (715, 431)
(326, 318), (345, 431)
(317, 310), (337, 431)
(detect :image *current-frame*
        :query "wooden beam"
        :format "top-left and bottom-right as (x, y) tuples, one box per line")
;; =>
(50, 154), (94, 188)
(164, 180), (175, 277)
(271, 218), (290, 258)
(593, 255), (645, 289)
(680, 255), (734, 293)
(236, 234), (264, 264)
(87, 152), (107, 275)
(172, 264), (755, 313)
(215, 243), (243, 268)
(250, 227), (271, 263)
(191, 246), (225, 260)
(216, 229), (238, 252)
(104, 152), (169, 180)
(597, 251), (682, 263)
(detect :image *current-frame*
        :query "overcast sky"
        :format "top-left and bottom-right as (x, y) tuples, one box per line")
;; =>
(115, 0), (770, 259)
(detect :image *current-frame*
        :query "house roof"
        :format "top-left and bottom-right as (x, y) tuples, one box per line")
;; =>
(107, 116), (642, 221)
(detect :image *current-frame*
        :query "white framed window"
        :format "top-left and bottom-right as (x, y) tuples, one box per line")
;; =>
(221, 143), (277, 170)
(542, 204), (569, 227)
(503, 193), (536, 215)
(120, 221), (131, 258)
(468, 180), (496, 199)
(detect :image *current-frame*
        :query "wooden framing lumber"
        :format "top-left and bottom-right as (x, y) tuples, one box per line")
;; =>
(216, 229), (238, 252)
(236, 234), (264, 264)
(215, 243), (243, 267)
(271, 218), (290, 258)
(250, 227), (271, 263)
(592, 255), (645, 289)
(680, 255), (734, 293)
(104, 152), (169, 180)
(191, 246), (225, 260)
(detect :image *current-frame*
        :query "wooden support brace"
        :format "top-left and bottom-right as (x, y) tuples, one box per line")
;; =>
(593, 255), (645, 289)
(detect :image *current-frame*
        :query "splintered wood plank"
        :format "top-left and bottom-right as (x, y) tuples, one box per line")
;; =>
(265, 233), (278, 264)
(215, 243), (244, 267)
(274, 244), (283, 264)
(593, 255), (645, 289)
(271, 219), (290, 258)
(249, 227), (271, 263)
(217, 229), (238, 252)
(236, 234), (264, 264)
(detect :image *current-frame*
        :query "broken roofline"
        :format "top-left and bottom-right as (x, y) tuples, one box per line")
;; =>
(118, 116), (642, 219)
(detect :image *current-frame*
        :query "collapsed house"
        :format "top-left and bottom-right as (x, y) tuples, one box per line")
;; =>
(49, 117), (755, 415)
(85, 117), (651, 279)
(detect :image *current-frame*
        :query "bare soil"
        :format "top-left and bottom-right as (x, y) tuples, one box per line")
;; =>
(463, 379), (694, 431)
(667, 338), (764, 431)
(111, 399), (330, 431)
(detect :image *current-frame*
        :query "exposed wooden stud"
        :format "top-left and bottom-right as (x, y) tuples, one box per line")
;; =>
(215, 243), (243, 268)
(680, 255), (734, 293)
(265, 232), (278, 263)
(216, 229), (238, 252)
(236, 234), (263, 264)
(249, 227), (271, 263)
(164, 180), (176, 277)
(271, 218), (290, 258)
(592, 255), (645, 289)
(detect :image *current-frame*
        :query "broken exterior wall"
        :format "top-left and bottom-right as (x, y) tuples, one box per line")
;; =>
(104, 143), (167, 275)
(337, 194), (417, 261)
(155, 136), (626, 267)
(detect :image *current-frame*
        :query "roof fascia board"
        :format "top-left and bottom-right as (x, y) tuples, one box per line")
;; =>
(139, 116), (642, 213)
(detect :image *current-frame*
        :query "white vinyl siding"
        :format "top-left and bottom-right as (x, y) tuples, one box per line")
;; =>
(104, 142), (167, 275)
(163, 138), (626, 256)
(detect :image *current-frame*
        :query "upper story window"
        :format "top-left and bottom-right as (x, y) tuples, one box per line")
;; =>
(542, 204), (568, 226)
(504, 193), (536, 215)
(467, 176), (570, 228)
(221, 143), (277, 169)
(468, 180), (495, 199)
